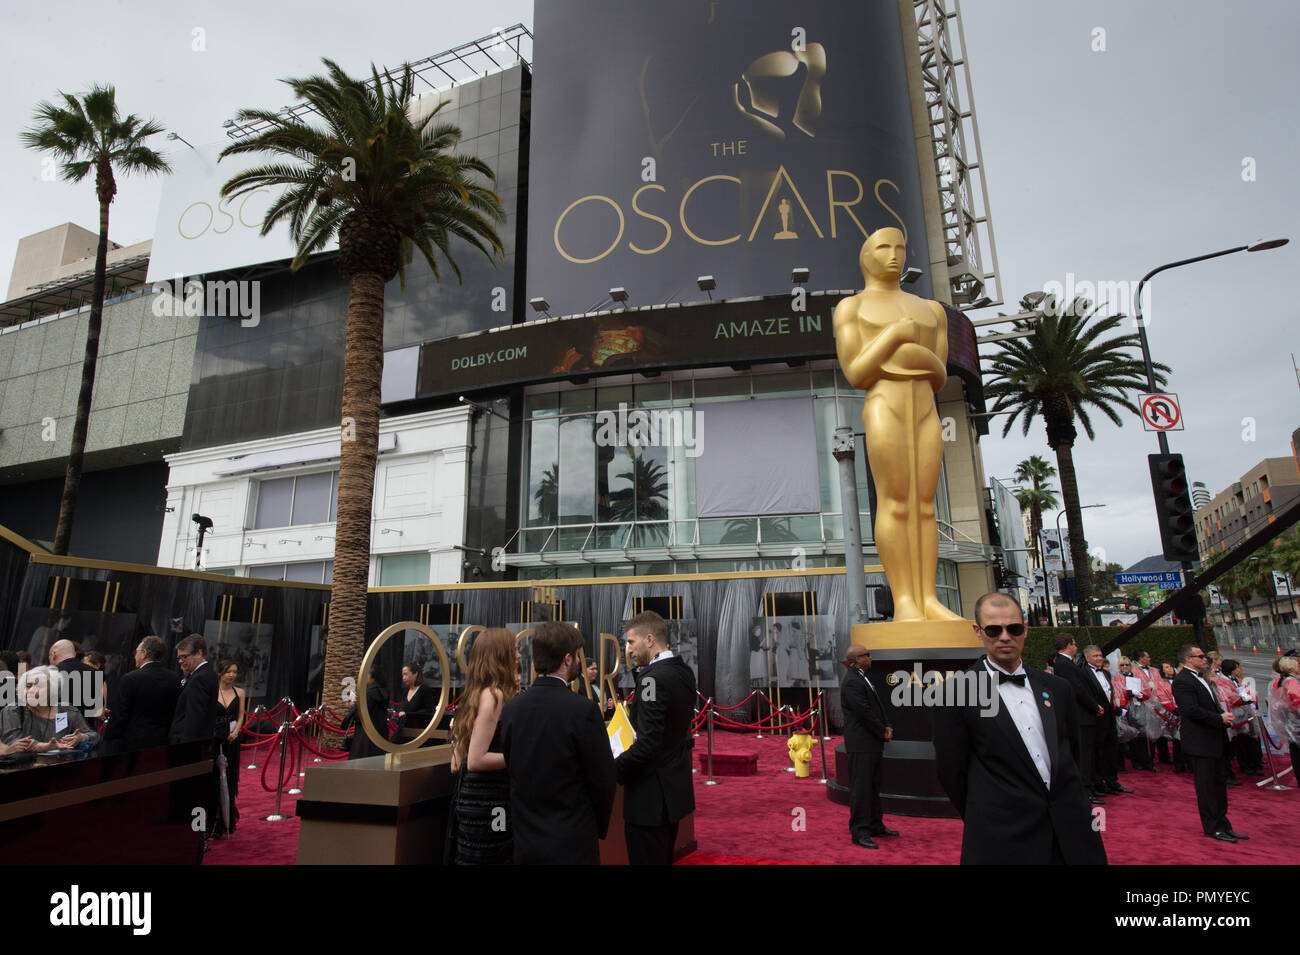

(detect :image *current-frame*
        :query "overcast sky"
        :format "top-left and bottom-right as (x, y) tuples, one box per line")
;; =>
(2, 0), (1296, 569)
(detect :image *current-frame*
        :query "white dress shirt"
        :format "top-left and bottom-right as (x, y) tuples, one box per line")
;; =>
(1192, 671), (1225, 712)
(984, 658), (1052, 788)
(1090, 666), (1112, 702)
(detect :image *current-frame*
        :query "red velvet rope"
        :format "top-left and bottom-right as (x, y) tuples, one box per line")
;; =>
(258, 728), (298, 793)
(239, 728), (281, 743)
(292, 728), (349, 761)
(697, 691), (758, 711)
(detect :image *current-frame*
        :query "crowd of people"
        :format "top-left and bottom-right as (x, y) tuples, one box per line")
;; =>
(924, 591), (1300, 863)
(433, 612), (696, 865)
(0, 632), (246, 841)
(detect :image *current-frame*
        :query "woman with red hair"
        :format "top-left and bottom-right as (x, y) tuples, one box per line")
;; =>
(448, 628), (521, 864)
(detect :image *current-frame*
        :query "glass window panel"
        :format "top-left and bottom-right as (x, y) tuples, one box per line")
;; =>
(379, 553), (430, 586)
(595, 525), (631, 548)
(811, 369), (836, 392)
(936, 459), (952, 529)
(558, 388), (595, 415)
(674, 521), (697, 545)
(815, 395), (840, 513)
(329, 471), (339, 522)
(254, 478), (293, 529)
(525, 392), (560, 417)
(693, 376), (746, 403)
(522, 528), (556, 552)
(760, 515), (822, 543)
(292, 472), (333, 525)
(631, 523), (670, 548)
(527, 417), (559, 525)
(599, 445), (634, 523)
(699, 517), (755, 545)
(635, 562), (673, 576)
(557, 526), (592, 550)
(324, 560), (333, 584)
(823, 514), (844, 540)
(285, 560), (326, 583)
(596, 385), (633, 411)
(250, 563), (286, 581)
(752, 371), (809, 397)
(634, 382), (670, 407)
(558, 417), (596, 524)
(634, 445), (670, 522)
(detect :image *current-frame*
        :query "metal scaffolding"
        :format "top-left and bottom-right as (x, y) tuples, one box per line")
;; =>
(913, 0), (1001, 309)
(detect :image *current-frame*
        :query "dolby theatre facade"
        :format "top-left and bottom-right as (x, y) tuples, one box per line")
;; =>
(0, 1), (1001, 713)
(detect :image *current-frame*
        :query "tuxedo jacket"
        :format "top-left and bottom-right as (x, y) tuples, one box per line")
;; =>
(499, 677), (617, 865)
(840, 666), (890, 754)
(616, 656), (696, 826)
(168, 661), (219, 744)
(1172, 669), (1228, 758)
(104, 662), (181, 751)
(1053, 654), (1108, 726)
(933, 659), (1107, 865)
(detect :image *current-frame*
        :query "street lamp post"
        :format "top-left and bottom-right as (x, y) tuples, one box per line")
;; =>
(1133, 238), (1288, 643)
(1055, 504), (1105, 626)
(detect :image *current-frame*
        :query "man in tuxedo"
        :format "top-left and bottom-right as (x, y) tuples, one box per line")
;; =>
(1172, 644), (1247, 843)
(499, 622), (616, 865)
(616, 610), (696, 865)
(49, 639), (100, 722)
(1083, 644), (1132, 796)
(104, 636), (180, 752)
(1051, 633), (1107, 803)
(169, 634), (218, 744)
(840, 645), (895, 849)
(933, 593), (1106, 865)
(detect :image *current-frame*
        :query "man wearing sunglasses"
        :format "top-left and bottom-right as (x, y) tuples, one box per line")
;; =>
(1171, 644), (1246, 843)
(933, 592), (1106, 865)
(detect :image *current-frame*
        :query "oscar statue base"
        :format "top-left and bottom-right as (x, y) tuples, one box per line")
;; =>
(851, 619), (980, 651)
(827, 640), (986, 818)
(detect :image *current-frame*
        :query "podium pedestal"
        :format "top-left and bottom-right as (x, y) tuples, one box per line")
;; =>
(296, 746), (693, 863)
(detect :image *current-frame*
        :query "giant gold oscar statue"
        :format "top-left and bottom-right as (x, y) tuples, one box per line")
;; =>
(833, 228), (978, 650)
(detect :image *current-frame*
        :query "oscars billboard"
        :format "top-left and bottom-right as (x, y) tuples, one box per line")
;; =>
(526, 0), (930, 317)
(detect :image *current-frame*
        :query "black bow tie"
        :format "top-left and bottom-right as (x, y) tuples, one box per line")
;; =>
(988, 666), (1026, 686)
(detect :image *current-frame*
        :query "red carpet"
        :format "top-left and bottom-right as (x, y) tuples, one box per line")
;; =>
(204, 735), (1300, 865)
(202, 748), (309, 866)
(689, 733), (1300, 865)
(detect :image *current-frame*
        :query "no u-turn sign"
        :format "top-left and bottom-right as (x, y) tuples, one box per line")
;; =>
(1140, 393), (1183, 431)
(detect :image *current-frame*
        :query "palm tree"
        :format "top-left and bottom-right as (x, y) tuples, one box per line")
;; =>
(1012, 455), (1058, 566)
(20, 86), (169, 555)
(984, 294), (1169, 625)
(220, 60), (504, 730)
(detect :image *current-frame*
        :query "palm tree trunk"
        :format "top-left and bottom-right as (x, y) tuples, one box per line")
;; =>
(53, 185), (111, 555)
(322, 271), (386, 748)
(1052, 439), (1093, 624)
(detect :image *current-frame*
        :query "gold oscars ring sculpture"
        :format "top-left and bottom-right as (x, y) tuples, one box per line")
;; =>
(356, 621), (452, 754)
(833, 228), (966, 625)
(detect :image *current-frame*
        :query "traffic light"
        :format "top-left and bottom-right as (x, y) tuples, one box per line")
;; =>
(1148, 453), (1198, 562)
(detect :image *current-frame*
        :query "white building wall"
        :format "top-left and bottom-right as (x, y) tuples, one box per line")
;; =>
(158, 406), (472, 585)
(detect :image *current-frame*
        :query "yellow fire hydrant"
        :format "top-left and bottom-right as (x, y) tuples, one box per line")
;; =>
(788, 730), (813, 778)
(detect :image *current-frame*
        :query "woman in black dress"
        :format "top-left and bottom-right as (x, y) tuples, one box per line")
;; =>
(396, 664), (437, 738)
(211, 658), (246, 838)
(344, 671), (391, 759)
(448, 628), (520, 864)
